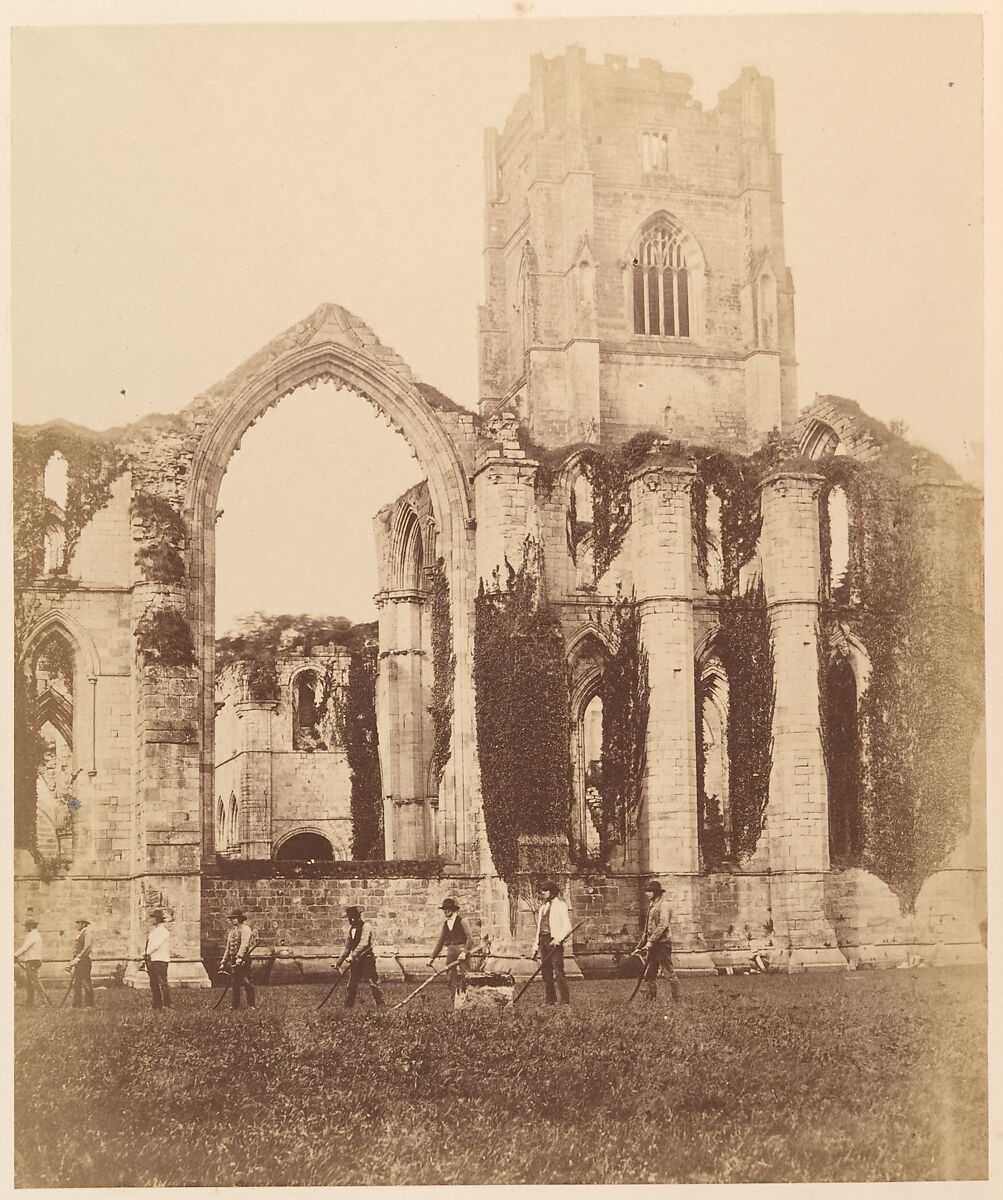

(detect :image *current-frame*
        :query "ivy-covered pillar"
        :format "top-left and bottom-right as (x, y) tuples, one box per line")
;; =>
(128, 580), (209, 987)
(628, 463), (715, 972)
(375, 590), (432, 861)
(234, 699), (276, 859)
(760, 472), (846, 970)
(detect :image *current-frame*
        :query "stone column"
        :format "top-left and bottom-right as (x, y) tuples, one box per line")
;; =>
(760, 472), (846, 970)
(375, 590), (432, 861)
(234, 700), (276, 859)
(628, 463), (715, 972)
(128, 580), (209, 986)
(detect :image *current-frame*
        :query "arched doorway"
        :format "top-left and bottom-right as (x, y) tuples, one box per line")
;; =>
(275, 831), (335, 862)
(183, 305), (475, 867)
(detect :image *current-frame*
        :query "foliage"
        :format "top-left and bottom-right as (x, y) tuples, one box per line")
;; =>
(818, 468), (983, 908)
(13, 660), (43, 853)
(695, 668), (729, 869)
(339, 635), (384, 860)
(133, 493), (187, 584)
(474, 542), (571, 881)
(589, 589), (649, 861)
(13, 971), (988, 1187)
(13, 426), (126, 585)
(716, 579), (775, 860)
(217, 613), (370, 701)
(135, 608), (196, 668)
(427, 559), (454, 798)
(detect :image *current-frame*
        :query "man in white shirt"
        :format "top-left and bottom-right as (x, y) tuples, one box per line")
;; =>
(336, 906), (385, 1009)
(70, 918), (94, 1008)
(530, 881), (572, 1006)
(14, 919), (50, 1007)
(143, 910), (171, 1010)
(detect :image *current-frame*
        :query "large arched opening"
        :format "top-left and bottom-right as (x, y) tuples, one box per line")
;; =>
(184, 309), (475, 868)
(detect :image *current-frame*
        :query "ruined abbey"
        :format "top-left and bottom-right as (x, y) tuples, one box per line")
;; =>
(14, 50), (985, 983)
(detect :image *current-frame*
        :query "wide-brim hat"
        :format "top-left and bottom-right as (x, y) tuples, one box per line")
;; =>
(439, 898), (459, 912)
(227, 909), (244, 920)
(75, 918), (90, 926)
(345, 906), (362, 920)
(643, 880), (664, 896)
(540, 880), (560, 895)
(150, 910), (165, 921)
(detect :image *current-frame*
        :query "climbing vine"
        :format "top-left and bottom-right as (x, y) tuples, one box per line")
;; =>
(716, 578), (775, 860)
(339, 636), (384, 860)
(474, 542), (571, 881)
(427, 558), (454, 798)
(817, 463), (983, 908)
(13, 427), (126, 584)
(133, 493), (187, 584)
(135, 608), (196, 668)
(589, 589), (649, 861)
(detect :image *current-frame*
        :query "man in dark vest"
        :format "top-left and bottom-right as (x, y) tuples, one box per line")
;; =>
(335, 906), (385, 1009)
(428, 897), (471, 1000)
(219, 909), (257, 1010)
(70, 918), (94, 1008)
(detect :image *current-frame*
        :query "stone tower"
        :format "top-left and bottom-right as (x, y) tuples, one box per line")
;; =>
(478, 49), (797, 450)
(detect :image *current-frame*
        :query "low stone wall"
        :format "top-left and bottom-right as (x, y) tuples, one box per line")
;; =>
(201, 865), (482, 974)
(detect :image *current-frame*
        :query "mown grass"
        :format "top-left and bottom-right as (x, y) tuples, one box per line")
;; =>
(14, 966), (986, 1187)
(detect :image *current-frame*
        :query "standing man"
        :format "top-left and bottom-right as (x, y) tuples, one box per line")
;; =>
(530, 880), (572, 1006)
(335, 906), (385, 1009)
(428, 897), (471, 1001)
(634, 879), (681, 1002)
(219, 909), (257, 1010)
(70, 918), (94, 1009)
(14, 919), (50, 1007)
(144, 910), (172, 1010)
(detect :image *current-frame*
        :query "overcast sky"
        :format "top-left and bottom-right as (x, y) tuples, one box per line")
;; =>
(11, 15), (983, 628)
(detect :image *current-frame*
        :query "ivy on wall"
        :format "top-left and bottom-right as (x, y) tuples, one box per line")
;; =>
(474, 543), (571, 882)
(590, 589), (649, 861)
(716, 578), (775, 861)
(340, 638), (384, 860)
(13, 427), (126, 585)
(816, 460), (983, 909)
(135, 608), (196, 668)
(427, 558), (454, 799)
(133, 493), (187, 584)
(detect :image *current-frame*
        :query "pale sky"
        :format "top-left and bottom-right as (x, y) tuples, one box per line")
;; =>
(11, 15), (984, 627)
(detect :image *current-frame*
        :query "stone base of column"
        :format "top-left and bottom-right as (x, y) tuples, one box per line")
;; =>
(124, 958), (211, 989)
(844, 939), (986, 970)
(769, 871), (847, 971)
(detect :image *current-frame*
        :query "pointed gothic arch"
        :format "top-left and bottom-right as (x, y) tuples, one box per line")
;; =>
(184, 304), (475, 866)
(625, 211), (707, 340)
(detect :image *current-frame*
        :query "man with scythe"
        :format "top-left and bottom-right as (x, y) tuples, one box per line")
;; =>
(530, 880), (572, 1006)
(336, 906), (386, 1009)
(634, 879), (681, 1003)
(428, 897), (472, 1002)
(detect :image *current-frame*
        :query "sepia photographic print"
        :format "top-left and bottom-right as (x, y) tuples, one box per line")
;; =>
(8, 4), (992, 1190)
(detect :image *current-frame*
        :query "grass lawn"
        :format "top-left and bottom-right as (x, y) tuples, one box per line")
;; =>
(14, 964), (987, 1187)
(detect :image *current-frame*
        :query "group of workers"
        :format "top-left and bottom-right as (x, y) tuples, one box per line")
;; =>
(15, 878), (681, 1010)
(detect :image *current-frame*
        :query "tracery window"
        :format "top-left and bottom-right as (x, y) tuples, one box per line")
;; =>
(641, 130), (670, 173)
(632, 224), (690, 337)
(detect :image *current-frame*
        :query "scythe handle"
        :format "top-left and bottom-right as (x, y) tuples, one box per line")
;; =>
(512, 923), (583, 1005)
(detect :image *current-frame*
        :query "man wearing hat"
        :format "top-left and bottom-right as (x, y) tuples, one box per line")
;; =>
(428, 897), (472, 1000)
(143, 910), (172, 1010)
(219, 909), (257, 1010)
(634, 879), (681, 1002)
(335, 906), (385, 1009)
(14, 919), (50, 1007)
(530, 881), (572, 1005)
(70, 918), (94, 1008)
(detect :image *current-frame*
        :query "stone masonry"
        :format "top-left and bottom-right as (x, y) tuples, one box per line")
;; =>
(14, 49), (984, 982)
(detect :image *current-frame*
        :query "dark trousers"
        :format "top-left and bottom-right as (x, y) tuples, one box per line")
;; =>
(21, 962), (50, 1006)
(642, 940), (681, 1001)
(345, 955), (384, 1008)
(444, 944), (467, 994)
(72, 959), (94, 1008)
(539, 937), (570, 1004)
(230, 960), (256, 1009)
(148, 960), (171, 1009)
